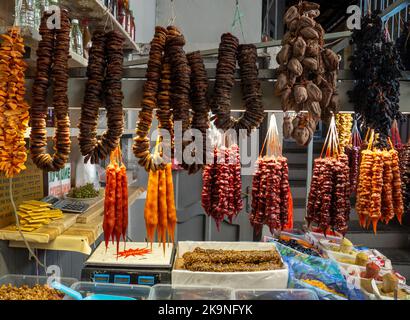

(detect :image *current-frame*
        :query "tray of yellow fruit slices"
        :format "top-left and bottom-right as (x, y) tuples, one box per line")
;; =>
(0, 200), (79, 243)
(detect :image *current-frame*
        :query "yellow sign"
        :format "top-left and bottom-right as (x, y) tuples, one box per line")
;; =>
(0, 157), (44, 228)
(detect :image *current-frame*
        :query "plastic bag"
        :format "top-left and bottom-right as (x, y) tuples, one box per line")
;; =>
(273, 242), (366, 300)
(76, 156), (100, 190)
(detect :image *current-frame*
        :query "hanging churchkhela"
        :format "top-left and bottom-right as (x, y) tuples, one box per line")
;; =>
(391, 121), (410, 219)
(78, 30), (125, 164)
(201, 142), (243, 230)
(133, 26), (193, 172)
(305, 115), (351, 236)
(249, 114), (292, 235)
(103, 147), (129, 256)
(0, 28), (30, 177)
(275, 1), (340, 146)
(348, 12), (403, 137)
(30, 10), (71, 172)
(211, 33), (265, 134)
(336, 113), (353, 152)
(143, 140), (177, 251)
(344, 119), (361, 195)
(356, 131), (404, 233)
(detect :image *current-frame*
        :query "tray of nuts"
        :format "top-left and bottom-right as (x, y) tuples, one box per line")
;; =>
(0, 274), (77, 300)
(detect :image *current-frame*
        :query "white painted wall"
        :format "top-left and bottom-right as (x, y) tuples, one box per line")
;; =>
(155, 0), (262, 51)
(129, 0), (156, 43)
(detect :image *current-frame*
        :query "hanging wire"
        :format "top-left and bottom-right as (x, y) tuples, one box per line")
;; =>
(231, 0), (246, 43)
(9, 178), (47, 271)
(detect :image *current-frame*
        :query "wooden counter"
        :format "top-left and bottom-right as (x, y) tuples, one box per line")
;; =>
(7, 187), (145, 255)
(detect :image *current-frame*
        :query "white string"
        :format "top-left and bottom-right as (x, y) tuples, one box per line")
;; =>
(9, 178), (47, 270)
(103, 6), (111, 32)
(168, 0), (177, 26)
(13, 0), (23, 27)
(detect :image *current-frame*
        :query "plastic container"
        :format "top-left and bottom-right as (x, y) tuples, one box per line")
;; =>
(234, 289), (318, 300)
(149, 284), (234, 300)
(0, 274), (77, 288)
(172, 241), (288, 290)
(70, 19), (84, 57)
(67, 282), (151, 300)
(305, 231), (343, 247)
(0, 274), (77, 300)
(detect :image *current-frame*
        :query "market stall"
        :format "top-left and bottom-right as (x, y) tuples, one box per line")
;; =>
(0, 0), (409, 302)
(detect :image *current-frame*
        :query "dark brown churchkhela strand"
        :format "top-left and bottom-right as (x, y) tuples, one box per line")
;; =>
(30, 10), (71, 172)
(78, 30), (125, 164)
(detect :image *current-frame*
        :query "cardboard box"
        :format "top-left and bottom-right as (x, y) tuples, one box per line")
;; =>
(0, 157), (44, 228)
(172, 241), (289, 290)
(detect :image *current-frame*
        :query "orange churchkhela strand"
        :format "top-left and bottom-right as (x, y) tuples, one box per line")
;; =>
(103, 147), (129, 256)
(356, 132), (404, 233)
(143, 162), (177, 251)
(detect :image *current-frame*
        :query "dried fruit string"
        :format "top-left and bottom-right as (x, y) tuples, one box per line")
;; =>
(78, 30), (126, 164)
(29, 10), (71, 172)
(0, 28), (29, 178)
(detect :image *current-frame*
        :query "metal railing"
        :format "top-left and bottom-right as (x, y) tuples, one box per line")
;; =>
(360, 0), (410, 41)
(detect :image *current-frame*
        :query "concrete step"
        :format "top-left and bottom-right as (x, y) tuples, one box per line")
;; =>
(283, 140), (324, 153)
(285, 152), (308, 165)
(293, 207), (305, 223)
(288, 168), (307, 181)
(290, 180), (307, 199)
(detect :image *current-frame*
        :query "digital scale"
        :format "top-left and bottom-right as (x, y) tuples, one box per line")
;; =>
(81, 242), (175, 286)
(41, 195), (90, 214)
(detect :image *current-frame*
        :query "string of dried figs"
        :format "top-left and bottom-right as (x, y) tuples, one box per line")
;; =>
(133, 27), (168, 172)
(211, 34), (265, 134)
(166, 26), (192, 169)
(78, 30), (125, 164)
(186, 51), (210, 174)
(0, 28), (29, 177)
(29, 10), (71, 172)
(275, 1), (340, 145)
